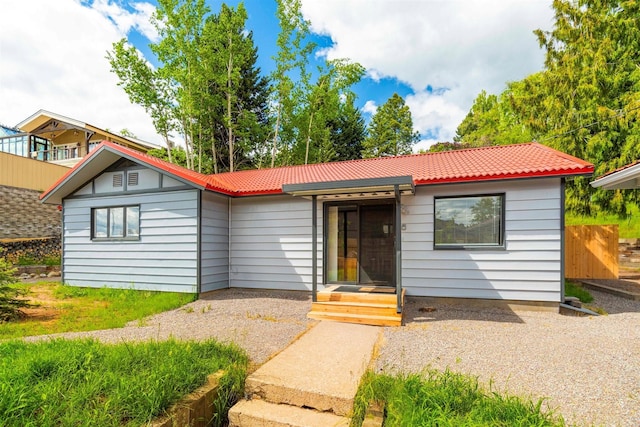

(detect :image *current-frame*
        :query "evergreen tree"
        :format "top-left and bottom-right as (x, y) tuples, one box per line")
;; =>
(510, 0), (640, 215)
(455, 0), (640, 215)
(362, 93), (420, 157)
(329, 94), (366, 161)
(454, 90), (532, 147)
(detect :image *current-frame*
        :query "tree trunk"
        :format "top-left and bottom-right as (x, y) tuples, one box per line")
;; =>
(271, 104), (281, 168)
(163, 132), (173, 163)
(227, 48), (234, 172)
(305, 111), (314, 165)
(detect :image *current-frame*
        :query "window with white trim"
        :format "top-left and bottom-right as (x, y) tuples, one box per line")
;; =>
(92, 206), (140, 240)
(434, 194), (504, 248)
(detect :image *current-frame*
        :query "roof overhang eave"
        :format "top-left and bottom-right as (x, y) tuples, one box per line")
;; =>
(591, 163), (640, 190)
(283, 175), (415, 197)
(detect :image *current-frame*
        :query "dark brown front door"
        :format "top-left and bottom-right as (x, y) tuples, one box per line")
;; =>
(359, 204), (394, 285)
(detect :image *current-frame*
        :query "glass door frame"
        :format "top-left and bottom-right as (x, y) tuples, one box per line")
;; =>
(323, 199), (396, 287)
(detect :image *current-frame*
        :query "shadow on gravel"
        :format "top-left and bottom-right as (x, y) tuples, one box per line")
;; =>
(402, 297), (526, 324)
(199, 288), (312, 303)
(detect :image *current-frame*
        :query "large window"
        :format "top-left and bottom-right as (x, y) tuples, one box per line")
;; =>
(92, 206), (140, 240)
(434, 194), (504, 249)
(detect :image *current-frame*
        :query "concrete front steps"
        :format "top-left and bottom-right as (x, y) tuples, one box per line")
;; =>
(307, 286), (405, 326)
(228, 321), (381, 427)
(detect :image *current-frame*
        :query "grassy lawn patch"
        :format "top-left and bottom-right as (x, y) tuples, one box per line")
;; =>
(564, 281), (594, 303)
(0, 282), (196, 339)
(566, 205), (640, 239)
(352, 370), (565, 426)
(0, 338), (248, 427)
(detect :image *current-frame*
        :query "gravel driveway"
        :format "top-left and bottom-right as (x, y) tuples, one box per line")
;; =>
(375, 290), (640, 427)
(27, 288), (639, 426)
(26, 289), (315, 365)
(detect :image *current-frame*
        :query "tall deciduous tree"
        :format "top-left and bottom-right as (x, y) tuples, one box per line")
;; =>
(201, 3), (269, 172)
(269, 0), (364, 167)
(362, 93), (420, 157)
(108, 0), (269, 173)
(107, 40), (176, 163)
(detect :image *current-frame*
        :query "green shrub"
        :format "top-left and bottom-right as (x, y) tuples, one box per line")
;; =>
(0, 258), (32, 323)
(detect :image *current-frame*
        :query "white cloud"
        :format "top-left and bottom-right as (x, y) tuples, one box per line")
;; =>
(405, 89), (468, 142)
(302, 0), (554, 143)
(0, 0), (162, 145)
(90, 0), (159, 42)
(362, 100), (378, 115)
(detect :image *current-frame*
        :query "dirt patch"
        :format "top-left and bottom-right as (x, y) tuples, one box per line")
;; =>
(17, 284), (67, 325)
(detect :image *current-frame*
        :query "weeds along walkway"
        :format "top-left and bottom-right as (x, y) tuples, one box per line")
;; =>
(24, 289), (315, 364)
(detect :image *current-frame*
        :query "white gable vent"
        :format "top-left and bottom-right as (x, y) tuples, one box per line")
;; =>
(113, 173), (123, 187)
(128, 172), (139, 187)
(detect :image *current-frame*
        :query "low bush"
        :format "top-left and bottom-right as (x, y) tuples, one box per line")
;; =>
(0, 258), (32, 322)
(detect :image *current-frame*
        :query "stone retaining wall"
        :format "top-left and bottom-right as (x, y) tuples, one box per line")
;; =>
(0, 185), (61, 239)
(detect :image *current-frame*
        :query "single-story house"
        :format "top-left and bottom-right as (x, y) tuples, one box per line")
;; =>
(41, 141), (593, 325)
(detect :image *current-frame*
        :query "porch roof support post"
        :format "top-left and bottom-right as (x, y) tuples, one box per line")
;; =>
(394, 185), (402, 313)
(312, 195), (318, 302)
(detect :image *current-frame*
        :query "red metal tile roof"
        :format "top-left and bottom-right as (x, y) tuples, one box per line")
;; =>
(211, 142), (593, 195)
(41, 141), (594, 200)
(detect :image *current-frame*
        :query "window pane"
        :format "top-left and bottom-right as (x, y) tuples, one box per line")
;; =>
(126, 206), (140, 237)
(109, 207), (124, 237)
(435, 195), (502, 247)
(94, 209), (108, 238)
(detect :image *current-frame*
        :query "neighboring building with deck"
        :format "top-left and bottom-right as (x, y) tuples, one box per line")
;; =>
(41, 141), (593, 325)
(0, 110), (159, 167)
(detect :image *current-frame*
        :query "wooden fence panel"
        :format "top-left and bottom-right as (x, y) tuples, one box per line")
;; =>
(565, 225), (619, 279)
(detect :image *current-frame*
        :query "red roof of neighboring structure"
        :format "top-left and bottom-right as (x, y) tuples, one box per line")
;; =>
(41, 141), (594, 200)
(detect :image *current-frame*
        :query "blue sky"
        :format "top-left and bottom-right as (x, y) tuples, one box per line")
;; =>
(0, 0), (554, 150)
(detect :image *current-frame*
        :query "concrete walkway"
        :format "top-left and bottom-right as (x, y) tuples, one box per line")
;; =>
(229, 321), (381, 426)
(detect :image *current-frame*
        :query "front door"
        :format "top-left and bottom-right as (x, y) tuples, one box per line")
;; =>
(325, 202), (395, 286)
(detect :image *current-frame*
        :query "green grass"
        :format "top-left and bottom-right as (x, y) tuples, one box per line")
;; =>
(566, 204), (640, 238)
(0, 338), (248, 427)
(13, 255), (61, 266)
(0, 282), (196, 339)
(564, 281), (594, 303)
(351, 370), (565, 427)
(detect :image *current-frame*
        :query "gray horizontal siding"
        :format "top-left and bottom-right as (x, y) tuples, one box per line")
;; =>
(62, 189), (199, 293)
(200, 191), (229, 292)
(401, 178), (563, 302)
(230, 195), (322, 291)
